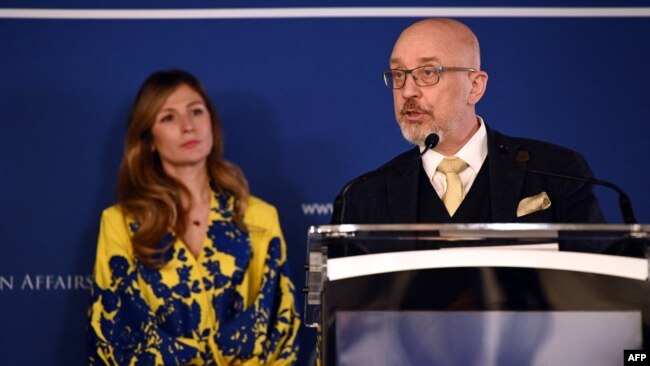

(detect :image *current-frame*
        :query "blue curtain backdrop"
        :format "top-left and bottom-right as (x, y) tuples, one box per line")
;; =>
(1, 2), (649, 365)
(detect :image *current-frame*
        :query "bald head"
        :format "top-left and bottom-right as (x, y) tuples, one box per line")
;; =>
(392, 18), (481, 69)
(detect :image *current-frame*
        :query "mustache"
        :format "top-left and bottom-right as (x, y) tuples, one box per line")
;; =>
(399, 99), (431, 116)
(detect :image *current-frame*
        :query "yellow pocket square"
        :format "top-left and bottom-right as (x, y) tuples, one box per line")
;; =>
(516, 192), (551, 217)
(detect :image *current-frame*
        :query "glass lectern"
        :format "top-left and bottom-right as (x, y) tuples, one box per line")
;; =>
(304, 224), (650, 366)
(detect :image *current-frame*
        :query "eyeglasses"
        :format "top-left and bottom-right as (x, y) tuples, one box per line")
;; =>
(383, 65), (477, 89)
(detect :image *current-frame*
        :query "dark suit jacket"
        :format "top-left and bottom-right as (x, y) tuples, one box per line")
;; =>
(332, 127), (605, 225)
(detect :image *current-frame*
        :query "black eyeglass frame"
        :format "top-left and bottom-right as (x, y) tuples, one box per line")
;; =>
(383, 65), (477, 89)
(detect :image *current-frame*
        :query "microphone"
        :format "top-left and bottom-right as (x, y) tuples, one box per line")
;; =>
(332, 133), (440, 224)
(512, 148), (637, 224)
(423, 133), (440, 152)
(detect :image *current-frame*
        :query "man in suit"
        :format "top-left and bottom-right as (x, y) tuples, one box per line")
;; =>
(332, 18), (605, 229)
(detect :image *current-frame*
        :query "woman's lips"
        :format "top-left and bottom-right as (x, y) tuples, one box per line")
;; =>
(181, 140), (200, 148)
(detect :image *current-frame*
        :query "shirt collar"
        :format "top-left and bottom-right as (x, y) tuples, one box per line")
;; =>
(422, 116), (488, 176)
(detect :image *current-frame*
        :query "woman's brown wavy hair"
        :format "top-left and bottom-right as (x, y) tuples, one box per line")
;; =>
(117, 69), (249, 269)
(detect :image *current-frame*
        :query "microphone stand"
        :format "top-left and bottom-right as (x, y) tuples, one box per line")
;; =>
(332, 133), (440, 224)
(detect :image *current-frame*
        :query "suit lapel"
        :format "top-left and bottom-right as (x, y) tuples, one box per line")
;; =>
(385, 148), (421, 223)
(487, 128), (525, 222)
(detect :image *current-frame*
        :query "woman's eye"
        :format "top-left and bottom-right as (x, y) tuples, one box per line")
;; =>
(192, 108), (205, 116)
(160, 114), (173, 122)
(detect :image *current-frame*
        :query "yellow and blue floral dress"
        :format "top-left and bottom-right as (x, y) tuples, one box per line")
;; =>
(87, 191), (300, 365)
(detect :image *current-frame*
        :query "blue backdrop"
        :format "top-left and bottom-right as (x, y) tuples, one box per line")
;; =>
(1, 3), (649, 365)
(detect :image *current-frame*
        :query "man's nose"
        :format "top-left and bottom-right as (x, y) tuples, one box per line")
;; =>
(401, 74), (422, 99)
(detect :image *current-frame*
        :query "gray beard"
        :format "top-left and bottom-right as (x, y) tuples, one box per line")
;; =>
(400, 127), (424, 147)
(398, 120), (438, 148)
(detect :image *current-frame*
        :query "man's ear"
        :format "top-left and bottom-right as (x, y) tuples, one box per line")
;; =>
(468, 70), (488, 105)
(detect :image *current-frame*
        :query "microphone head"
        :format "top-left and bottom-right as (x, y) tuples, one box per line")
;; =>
(424, 133), (440, 150)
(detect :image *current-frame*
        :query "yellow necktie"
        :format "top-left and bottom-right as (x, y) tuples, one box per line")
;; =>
(437, 156), (469, 216)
